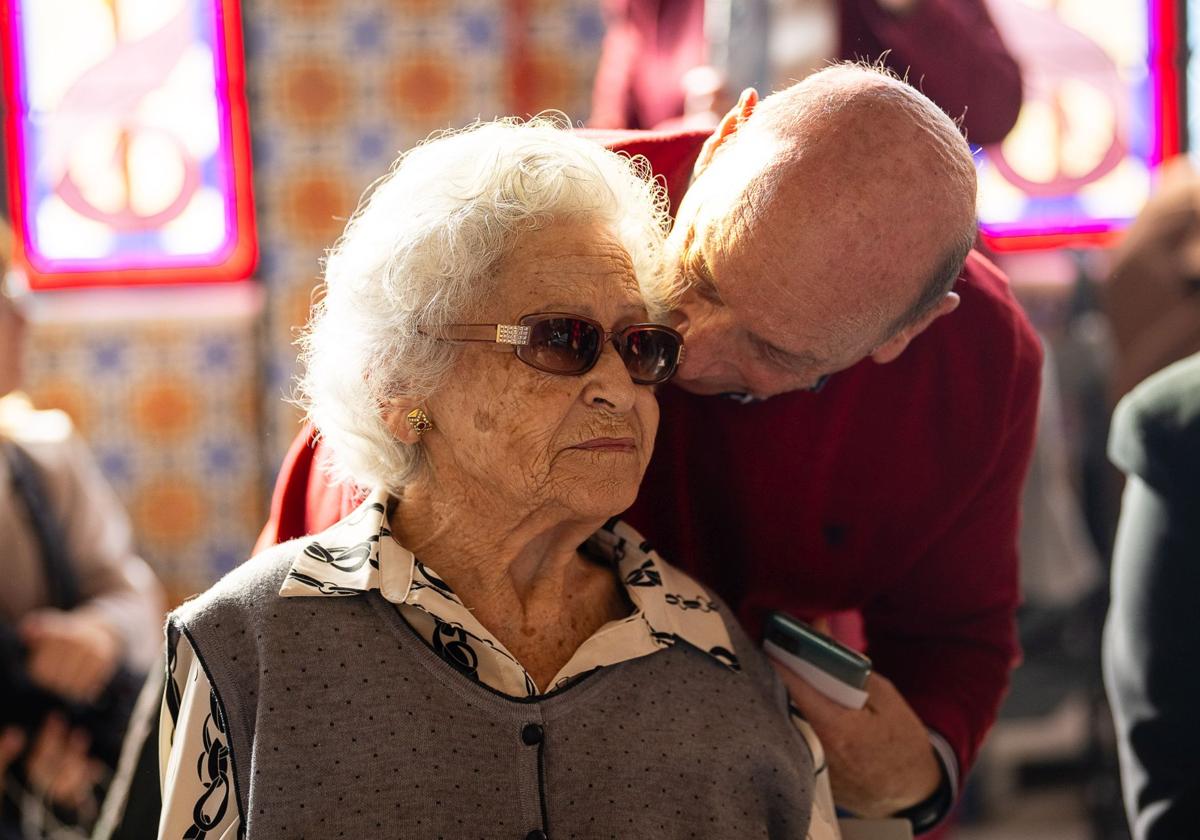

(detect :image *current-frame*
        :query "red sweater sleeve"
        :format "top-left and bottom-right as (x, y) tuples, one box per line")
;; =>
(860, 258), (1043, 777)
(255, 424), (319, 553)
(256, 423), (363, 551)
(843, 0), (1024, 146)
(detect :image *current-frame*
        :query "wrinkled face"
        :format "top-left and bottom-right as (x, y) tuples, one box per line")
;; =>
(666, 147), (958, 400)
(421, 221), (660, 522)
(0, 285), (26, 398)
(666, 208), (875, 399)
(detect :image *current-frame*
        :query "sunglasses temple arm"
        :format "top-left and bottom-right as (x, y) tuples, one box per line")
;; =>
(424, 324), (530, 345)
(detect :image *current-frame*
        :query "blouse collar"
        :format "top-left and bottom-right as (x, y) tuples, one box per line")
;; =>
(279, 489), (740, 692)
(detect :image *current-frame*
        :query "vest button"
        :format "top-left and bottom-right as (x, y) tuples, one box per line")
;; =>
(525, 831), (548, 840)
(521, 723), (544, 745)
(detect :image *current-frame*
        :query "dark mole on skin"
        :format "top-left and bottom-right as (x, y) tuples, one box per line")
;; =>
(472, 407), (495, 432)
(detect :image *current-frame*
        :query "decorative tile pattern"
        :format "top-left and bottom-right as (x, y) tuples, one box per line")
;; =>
(23, 309), (263, 601)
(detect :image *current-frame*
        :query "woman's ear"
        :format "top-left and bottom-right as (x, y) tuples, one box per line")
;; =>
(383, 398), (427, 446)
(694, 88), (759, 178)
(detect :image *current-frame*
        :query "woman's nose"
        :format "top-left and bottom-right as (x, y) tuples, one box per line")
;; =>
(582, 342), (637, 412)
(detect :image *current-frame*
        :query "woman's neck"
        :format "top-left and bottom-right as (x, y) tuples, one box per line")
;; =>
(391, 480), (601, 607)
(389, 477), (629, 689)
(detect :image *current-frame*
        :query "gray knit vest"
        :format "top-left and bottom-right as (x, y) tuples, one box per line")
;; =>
(170, 542), (814, 839)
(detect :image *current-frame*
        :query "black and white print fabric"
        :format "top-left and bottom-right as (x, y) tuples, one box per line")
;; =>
(159, 643), (238, 840)
(158, 490), (839, 839)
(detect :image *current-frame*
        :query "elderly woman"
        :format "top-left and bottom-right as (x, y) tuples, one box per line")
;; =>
(158, 119), (831, 839)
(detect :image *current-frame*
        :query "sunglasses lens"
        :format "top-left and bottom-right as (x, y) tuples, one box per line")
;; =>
(519, 316), (603, 374)
(620, 327), (682, 384)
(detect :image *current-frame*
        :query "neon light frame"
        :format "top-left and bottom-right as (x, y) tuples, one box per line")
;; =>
(980, 0), (1181, 253)
(0, 0), (257, 289)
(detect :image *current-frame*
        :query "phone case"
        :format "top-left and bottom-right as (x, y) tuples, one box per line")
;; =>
(763, 611), (873, 709)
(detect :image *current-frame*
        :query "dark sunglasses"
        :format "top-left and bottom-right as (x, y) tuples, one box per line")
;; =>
(422, 312), (685, 385)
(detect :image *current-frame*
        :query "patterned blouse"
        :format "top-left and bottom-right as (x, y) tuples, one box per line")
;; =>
(157, 490), (841, 839)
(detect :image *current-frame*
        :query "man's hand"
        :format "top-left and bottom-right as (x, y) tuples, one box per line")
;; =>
(20, 609), (122, 704)
(770, 660), (942, 817)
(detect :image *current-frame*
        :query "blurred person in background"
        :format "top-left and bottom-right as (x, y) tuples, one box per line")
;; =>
(1103, 354), (1200, 835)
(588, 0), (1022, 147)
(1101, 157), (1200, 839)
(0, 246), (164, 838)
(1104, 157), (1200, 403)
(263, 64), (1042, 833)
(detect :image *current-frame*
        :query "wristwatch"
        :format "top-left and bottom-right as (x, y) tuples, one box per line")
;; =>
(892, 747), (955, 834)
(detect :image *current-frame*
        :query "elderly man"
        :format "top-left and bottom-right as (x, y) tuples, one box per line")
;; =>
(261, 64), (1041, 832)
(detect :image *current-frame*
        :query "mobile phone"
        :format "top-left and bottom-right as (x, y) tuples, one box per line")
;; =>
(763, 611), (872, 709)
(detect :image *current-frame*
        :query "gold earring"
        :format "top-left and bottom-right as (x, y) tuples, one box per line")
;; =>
(406, 407), (433, 436)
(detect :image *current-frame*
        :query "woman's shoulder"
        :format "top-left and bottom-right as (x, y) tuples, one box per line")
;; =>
(171, 538), (306, 630)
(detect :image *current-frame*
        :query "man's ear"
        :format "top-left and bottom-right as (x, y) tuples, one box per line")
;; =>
(693, 87), (759, 178)
(382, 398), (426, 446)
(870, 292), (961, 365)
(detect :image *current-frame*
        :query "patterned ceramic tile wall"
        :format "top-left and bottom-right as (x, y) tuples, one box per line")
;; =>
(23, 298), (264, 602)
(18, 1), (606, 599)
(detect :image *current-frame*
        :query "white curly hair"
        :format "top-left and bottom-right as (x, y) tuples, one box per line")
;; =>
(295, 116), (673, 494)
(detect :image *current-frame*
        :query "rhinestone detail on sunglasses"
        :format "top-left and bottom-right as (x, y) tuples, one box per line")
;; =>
(495, 324), (531, 345)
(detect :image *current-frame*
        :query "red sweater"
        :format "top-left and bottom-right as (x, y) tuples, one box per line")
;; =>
(259, 130), (1042, 779)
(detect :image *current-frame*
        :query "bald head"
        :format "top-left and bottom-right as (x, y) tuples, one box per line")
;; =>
(668, 64), (979, 397)
(717, 65), (977, 314)
(751, 63), (974, 170)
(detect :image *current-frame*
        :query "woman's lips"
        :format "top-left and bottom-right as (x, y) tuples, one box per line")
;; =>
(571, 437), (637, 452)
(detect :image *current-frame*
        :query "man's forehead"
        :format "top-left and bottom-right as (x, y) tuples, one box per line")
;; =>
(695, 197), (892, 358)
